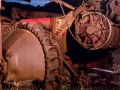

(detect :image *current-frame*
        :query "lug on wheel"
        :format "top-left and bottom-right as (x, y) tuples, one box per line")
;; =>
(1, 22), (63, 90)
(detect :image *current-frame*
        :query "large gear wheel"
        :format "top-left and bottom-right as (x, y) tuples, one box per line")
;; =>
(1, 22), (63, 90)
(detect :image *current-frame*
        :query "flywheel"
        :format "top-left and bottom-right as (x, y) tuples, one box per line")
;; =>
(1, 22), (62, 90)
(75, 12), (120, 50)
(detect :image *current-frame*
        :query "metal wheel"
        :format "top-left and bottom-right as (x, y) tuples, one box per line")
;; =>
(75, 12), (112, 50)
(1, 22), (63, 90)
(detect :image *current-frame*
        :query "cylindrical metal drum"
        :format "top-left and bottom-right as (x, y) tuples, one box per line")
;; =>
(75, 12), (120, 50)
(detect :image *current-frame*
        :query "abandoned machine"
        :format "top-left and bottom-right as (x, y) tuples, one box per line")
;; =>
(1, 0), (120, 89)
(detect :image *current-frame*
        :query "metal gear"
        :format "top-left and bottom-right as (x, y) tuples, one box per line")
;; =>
(1, 22), (63, 90)
(75, 12), (120, 50)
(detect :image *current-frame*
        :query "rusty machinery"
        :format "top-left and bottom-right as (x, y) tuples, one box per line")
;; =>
(1, 0), (120, 90)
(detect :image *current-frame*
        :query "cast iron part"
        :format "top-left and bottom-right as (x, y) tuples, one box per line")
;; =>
(75, 12), (120, 50)
(1, 22), (63, 90)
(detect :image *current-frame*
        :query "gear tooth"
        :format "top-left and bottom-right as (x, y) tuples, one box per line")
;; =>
(36, 23), (44, 30)
(31, 26), (41, 36)
(36, 33), (42, 40)
(21, 21), (27, 25)
(44, 38), (53, 46)
(2, 22), (63, 90)
(3, 31), (7, 35)
(27, 22), (34, 31)
(32, 31), (38, 36)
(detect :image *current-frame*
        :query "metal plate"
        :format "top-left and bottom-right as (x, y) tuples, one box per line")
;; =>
(2, 29), (45, 81)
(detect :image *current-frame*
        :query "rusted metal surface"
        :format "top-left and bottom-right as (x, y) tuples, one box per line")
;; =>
(20, 18), (54, 30)
(11, 7), (62, 20)
(1, 21), (64, 89)
(0, 0), (5, 10)
(51, 0), (75, 10)
(3, 29), (45, 81)
(53, 11), (74, 36)
(1, 0), (120, 89)
(1, 16), (15, 31)
(0, 7), (2, 61)
(74, 0), (101, 18)
(63, 59), (78, 77)
(106, 0), (120, 20)
(75, 12), (120, 50)
(0, 11), (3, 90)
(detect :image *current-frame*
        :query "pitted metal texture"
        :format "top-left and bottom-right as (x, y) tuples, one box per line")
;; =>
(1, 22), (63, 90)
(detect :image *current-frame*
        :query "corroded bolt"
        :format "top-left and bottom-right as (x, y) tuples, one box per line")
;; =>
(55, 31), (61, 35)
(6, 52), (12, 58)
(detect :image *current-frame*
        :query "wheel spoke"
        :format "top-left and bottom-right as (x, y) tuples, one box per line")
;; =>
(75, 12), (111, 50)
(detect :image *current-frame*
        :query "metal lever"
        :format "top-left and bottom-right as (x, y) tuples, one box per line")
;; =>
(51, 0), (75, 10)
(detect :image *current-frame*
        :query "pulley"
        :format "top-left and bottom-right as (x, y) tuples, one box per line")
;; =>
(75, 12), (120, 50)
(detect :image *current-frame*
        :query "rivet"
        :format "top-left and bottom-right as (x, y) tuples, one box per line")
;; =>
(6, 52), (12, 58)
